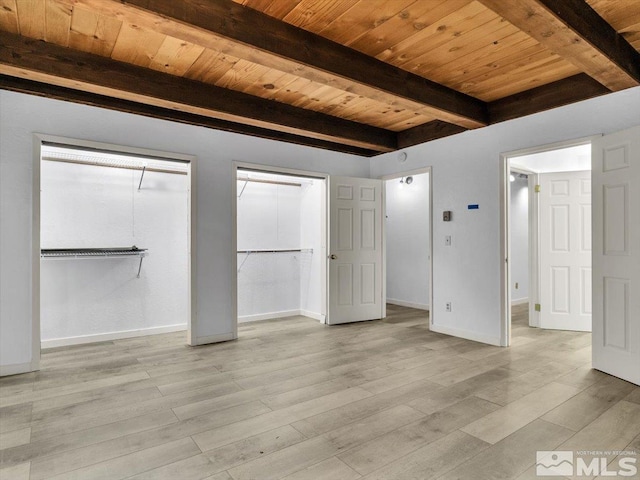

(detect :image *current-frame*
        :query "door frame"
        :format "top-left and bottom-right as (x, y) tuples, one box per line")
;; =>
(32, 134), (197, 371)
(380, 167), (433, 327)
(499, 136), (599, 346)
(231, 161), (329, 338)
(509, 166), (538, 330)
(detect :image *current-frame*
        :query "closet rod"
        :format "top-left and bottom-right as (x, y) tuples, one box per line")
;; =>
(42, 156), (188, 175)
(236, 177), (302, 187)
(236, 249), (312, 254)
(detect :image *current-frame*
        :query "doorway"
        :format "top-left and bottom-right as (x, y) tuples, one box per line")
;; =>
(501, 138), (594, 345)
(233, 164), (327, 336)
(32, 135), (196, 369)
(382, 168), (433, 326)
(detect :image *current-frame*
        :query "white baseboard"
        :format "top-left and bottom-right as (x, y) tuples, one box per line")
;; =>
(430, 323), (502, 346)
(238, 310), (301, 323)
(193, 332), (236, 346)
(239, 310), (325, 324)
(300, 310), (326, 323)
(387, 298), (430, 311)
(41, 324), (187, 349)
(0, 361), (37, 377)
(511, 297), (529, 306)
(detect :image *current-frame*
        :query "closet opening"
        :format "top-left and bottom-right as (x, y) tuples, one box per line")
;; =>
(233, 165), (327, 336)
(382, 168), (433, 325)
(34, 136), (195, 362)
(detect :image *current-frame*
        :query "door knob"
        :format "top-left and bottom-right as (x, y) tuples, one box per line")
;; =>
(329, 254), (337, 260)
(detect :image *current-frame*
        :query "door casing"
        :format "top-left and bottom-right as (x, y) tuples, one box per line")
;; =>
(500, 136), (599, 346)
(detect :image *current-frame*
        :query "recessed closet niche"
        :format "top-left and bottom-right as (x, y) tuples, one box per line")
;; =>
(237, 169), (325, 324)
(40, 144), (190, 347)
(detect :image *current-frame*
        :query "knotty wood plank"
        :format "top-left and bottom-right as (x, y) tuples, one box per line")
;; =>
(405, 15), (517, 78)
(72, 0), (488, 128)
(16, 0), (45, 38)
(396, 6), (501, 72)
(44, 0), (71, 45)
(0, 32), (396, 151)
(375, 2), (487, 67)
(0, 0), (19, 33)
(110, 22), (164, 68)
(317, 0), (417, 46)
(68, 5), (122, 57)
(282, 0), (354, 32)
(426, 32), (537, 90)
(348, 0), (472, 57)
(184, 49), (239, 84)
(469, 54), (581, 101)
(0, 75), (380, 157)
(476, 0), (640, 89)
(455, 45), (580, 99)
(148, 36), (204, 76)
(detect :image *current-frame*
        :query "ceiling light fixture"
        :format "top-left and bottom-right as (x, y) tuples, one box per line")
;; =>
(400, 176), (414, 185)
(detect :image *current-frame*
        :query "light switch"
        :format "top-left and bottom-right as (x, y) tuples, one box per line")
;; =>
(445, 235), (452, 246)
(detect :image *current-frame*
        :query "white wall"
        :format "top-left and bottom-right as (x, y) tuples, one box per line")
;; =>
(371, 86), (640, 346)
(510, 176), (529, 303)
(40, 159), (189, 345)
(0, 91), (369, 373)
(2, 87), (640, 371)
(385, 172), (430, 309)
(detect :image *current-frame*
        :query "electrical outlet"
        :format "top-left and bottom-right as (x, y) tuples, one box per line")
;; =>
(445, 235), (452, 246)
(446, 302), (452, 312)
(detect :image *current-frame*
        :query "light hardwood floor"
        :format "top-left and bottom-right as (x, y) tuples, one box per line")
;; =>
(1, 305), (639, 479)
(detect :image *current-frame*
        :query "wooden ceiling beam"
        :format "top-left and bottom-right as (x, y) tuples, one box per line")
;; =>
(488, 73), (610, 123)
(397, 121), (468, 150)
(476, 0), (640, 91)
(70, 0), (488, 129)
(0, 31), (396, 152)
(0, 75), (380, 157)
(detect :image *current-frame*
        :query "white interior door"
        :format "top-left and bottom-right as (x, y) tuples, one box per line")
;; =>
(328, 176), (383, 325)
(539, 171), (592, 331)
(592, 126), (640, 386)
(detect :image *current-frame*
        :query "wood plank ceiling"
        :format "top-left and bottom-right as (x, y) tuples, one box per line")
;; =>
(0, 0), (638, 156)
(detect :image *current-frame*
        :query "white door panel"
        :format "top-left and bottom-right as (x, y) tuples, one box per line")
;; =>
(328, 176), (383, 324)
(593, 126), (640, 386)
(539, 171), (592, 332)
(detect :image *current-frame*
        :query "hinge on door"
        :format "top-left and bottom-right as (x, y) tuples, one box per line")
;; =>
(535, 303), (541, 312)
(534, 185), (541, 193)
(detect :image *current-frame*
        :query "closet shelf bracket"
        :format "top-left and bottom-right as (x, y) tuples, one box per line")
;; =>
(138, 166), (146, 191)
(238, 179), (249, 198)
(137, 255), (144, 278)
(41, 247), (149, 278)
